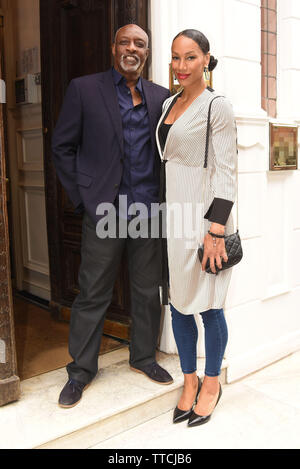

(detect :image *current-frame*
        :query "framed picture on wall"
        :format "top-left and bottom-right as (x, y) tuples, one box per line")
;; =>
(270, 123), (298, 171)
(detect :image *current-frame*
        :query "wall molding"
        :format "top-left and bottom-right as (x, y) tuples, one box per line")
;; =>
(226, 330), (300, 383)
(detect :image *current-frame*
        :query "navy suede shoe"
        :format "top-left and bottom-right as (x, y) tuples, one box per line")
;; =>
(58, 379), (90, 408)
(130, 362), (173, 385)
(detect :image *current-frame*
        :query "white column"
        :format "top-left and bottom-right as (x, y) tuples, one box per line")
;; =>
(150, 0), (179, 87)
(151, 0), (264, 116)
(225, 0), (300, 382)
(277, 0), (300, 121)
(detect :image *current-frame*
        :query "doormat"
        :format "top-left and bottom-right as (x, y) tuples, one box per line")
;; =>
(13, 297), (126, 381)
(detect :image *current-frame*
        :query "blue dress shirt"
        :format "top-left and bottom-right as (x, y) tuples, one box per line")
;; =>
(112, 68), (159, 220)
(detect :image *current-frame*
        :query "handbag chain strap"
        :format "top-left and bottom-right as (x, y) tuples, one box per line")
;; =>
(204, 95), (239, 230)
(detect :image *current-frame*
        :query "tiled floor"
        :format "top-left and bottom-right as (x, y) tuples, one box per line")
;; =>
(91, 351), (300, 450)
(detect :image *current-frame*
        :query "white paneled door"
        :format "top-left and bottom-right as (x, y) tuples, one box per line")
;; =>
(1, 0), (50, 301)
(12, 106), (50, 300)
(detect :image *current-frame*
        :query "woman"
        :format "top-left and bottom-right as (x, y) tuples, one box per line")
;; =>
(156, 30), (237, 427)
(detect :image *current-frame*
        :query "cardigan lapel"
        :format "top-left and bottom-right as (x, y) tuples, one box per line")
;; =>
(155, 93), (179, 159)
(97, 70), (124, 155)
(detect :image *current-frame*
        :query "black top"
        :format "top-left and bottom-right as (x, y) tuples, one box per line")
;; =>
(159, 123), (172, 154)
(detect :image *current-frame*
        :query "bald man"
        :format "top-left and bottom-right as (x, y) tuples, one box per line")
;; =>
(52, 25), (172, 408)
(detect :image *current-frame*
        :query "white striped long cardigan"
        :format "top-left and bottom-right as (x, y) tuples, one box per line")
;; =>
(155, 88), (238, 314)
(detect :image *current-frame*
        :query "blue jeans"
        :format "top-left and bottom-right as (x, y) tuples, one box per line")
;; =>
(170, 304), (228, 377)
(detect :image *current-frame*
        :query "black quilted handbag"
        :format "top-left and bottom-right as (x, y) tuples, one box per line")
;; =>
(198, 95), (243, 275)
(198, 230), (243, 275)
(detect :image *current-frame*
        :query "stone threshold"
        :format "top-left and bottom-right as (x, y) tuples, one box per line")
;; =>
(0, 349), (227, 450)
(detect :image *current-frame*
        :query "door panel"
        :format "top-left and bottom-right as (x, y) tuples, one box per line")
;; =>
(0, 15), (20, 406)
(15, 112), (50, 300)
(2, 0), (50, 301)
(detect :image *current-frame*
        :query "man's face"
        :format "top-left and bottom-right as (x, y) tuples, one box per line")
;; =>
(112, 25), (149, 77)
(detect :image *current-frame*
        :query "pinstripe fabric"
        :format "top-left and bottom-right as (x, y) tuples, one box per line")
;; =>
(156, 88), (237, 314)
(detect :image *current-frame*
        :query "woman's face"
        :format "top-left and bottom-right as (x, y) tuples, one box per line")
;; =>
(171, 35), (210, 88)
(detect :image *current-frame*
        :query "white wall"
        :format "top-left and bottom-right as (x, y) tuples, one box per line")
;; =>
(277, 0), (300, 121)
(151, 0), (300, 382)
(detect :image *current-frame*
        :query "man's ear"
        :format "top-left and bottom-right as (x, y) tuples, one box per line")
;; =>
(112, 44), (116, 57)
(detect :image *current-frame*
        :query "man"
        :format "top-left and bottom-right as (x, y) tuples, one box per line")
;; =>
(52, 24), (173, 408)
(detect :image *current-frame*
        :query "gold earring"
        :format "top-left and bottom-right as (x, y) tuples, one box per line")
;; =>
(204, 67), (210, 81)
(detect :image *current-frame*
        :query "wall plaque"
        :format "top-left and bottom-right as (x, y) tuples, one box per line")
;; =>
(270, 123), (298, 171)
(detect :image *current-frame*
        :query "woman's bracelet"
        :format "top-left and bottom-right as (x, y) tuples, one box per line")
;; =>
(208, 231), (225, 239)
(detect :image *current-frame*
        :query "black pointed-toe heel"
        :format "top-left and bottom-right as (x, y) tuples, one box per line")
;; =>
(188, 384), (222, 427)
(173, 376), (202, 424)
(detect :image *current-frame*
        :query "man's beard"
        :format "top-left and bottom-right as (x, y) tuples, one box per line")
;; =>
(119, 54), (141, 72)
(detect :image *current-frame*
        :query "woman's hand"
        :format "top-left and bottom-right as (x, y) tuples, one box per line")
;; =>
(201, 224), (228, 274)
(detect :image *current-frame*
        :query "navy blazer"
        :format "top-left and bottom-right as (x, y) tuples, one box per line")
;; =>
(52, 69), (170, 224)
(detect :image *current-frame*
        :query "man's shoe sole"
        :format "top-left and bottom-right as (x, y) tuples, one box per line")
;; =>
(58, 383), (91, 409)
(130, 366), (173, 385)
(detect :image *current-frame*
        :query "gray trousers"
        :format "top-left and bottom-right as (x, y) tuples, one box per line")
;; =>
(66, 213), (162, 384)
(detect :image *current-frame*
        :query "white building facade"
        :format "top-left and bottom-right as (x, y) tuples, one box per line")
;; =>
(150, 0), (300, 382)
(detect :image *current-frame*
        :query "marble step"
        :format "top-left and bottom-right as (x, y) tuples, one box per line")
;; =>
(1, 348), (227, 450)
